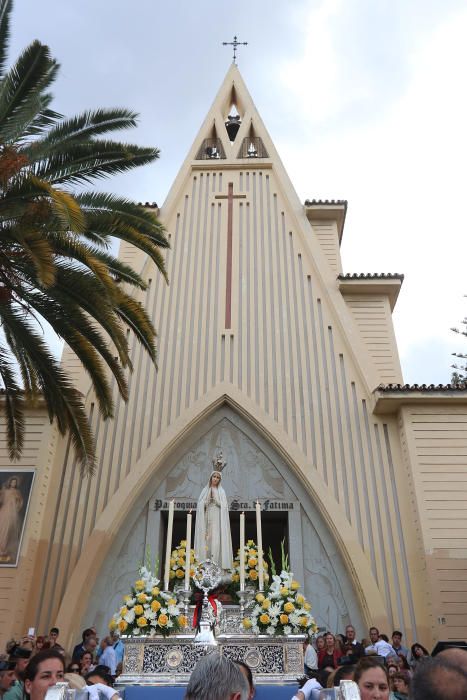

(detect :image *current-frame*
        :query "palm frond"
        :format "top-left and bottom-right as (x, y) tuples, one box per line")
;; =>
(40, 108), (140, 148)
(0, 343), (24, 459)
(0, 0), (12, 79)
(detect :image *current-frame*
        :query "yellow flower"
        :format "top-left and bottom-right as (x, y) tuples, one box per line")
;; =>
(284, 602), (295, 613)
(256, 593), (265, 603)
(158, 614), (169, 626)
(189, 568), (195, 576)
(135, 579), (145, 591)
(190, 553), (195, 563)
(177, 557), (185, 567)
(249, 570), (258, 580)
(304, 602), (311, 611)
(137, 592), (147, 603)
(170, 558), (176, 567)
(109, 618), (117, 631)
(279, 614), (289, 625)
(291, 580), (300, 590)
(232, 573), (240, 583)
(259, 613), (270, 625)
(243, 618), (252, 629)
(248, 557), (257, 567)
(137, 616), (148, 627)
(118, 620), (128, 633)
(134, 604), (144, 616)
(280, 587), (289, 597)
(180, 540), (187, 547)
(247, 539), (255, 546)
(178, 548), (186, 556)
(123, 594), (132, 603)
(248, 549), (256, 556)
(264, 573), (270, 581)
(168, 598), (177, 606)
(171, 550), (177, 558)
(169, 570), (176, 579)
(152, 587), (160, 596)
(233, 560), (240, 568)
(262, 599), (271, 610)
(151, 600), (161, 612)
(175, 568), (184, 578)
(296, 594), (305, 605)
(178, 615), (188, 627)
(120, 606), (128, 617)
(263, 561), (268, 570)
(299, 616), (309, 627)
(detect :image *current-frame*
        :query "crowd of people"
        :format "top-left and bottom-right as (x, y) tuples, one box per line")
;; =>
(1, 622), (467, 699)
(0, 627), (124, 700)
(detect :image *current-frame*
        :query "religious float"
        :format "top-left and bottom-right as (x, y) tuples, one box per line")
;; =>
(112, 453), (318, 687)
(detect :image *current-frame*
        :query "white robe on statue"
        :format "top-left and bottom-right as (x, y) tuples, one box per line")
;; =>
(194, 481), (233, 570)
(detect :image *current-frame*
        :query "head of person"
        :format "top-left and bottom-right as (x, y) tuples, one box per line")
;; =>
(391, 631), (403, 648)
(7, 477), (18, 489)
(48, 629), (59, 643)
(369, 627), (379, 644)
(345, 625), (356, 642)
(0, 660), (16, 695)
(354, 657), (390, 700)
(85, 668), (114, 687)
(392, 670), (410, 695)
(233, 661), (255, 700)
(100, 637), (110, 650)
(436, 647), (467, 671)
(324, 632), (335, 650)
(110, 631), (120, 643)
(81, 628), (94, 644)
(67, 662), (81, 675)
(35, 638), (46, 652)
(24, 649), (65, 700)
(185, 653), (248, 700)
(333, 665), (356, 686)
(316, 636), (325, 651)
(9, 646), (32, 675)
(411, 643), (429, 659)
(386, 660), (399, 677)
(379, 634), (389, 643)
(80, 652), (93, 670)
(84, 637), (97, 654)
(209, 471), (222, 487)
(411, 657), (467, 700)
(335, 634), (346, 650)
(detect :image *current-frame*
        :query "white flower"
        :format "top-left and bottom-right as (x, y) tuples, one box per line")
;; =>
(266, 626), (275, 635)
(160, 607), (168, 615)
(283, 625), (292, 635)
(146, 610), (156, 621)
(126, 598), (135, 608)
(133, 628), (140, 635)
(124, 609), (135, 624)
(168, 605), (179, 616)
(252, 625), (260, 635)
(167, 620), (174, 628)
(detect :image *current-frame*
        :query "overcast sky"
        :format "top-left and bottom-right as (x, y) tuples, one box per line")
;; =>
(11, 0), (467, 385)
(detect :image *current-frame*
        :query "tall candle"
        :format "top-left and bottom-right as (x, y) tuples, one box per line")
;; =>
(164, 500), (174, 590)
(239, 512), (245, 590)
(185, 511), (192, 591)
(256, 500), (264, 590)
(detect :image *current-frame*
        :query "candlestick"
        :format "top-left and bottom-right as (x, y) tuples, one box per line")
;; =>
(164, 500), (174, 590)
(185, 511), (192, 591)
(256, 500), (264, 590)
(239, 512), (245, 590)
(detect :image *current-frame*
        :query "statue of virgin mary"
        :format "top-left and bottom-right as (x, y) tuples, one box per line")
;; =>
(194, 455), (233, 570)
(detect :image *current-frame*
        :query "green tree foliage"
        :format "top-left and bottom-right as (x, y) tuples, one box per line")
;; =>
(0, 0), (169, 472)
(452, 302), (467, 387)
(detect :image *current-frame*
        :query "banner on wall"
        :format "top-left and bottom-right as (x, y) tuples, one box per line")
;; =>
(0, 469), (35, 567)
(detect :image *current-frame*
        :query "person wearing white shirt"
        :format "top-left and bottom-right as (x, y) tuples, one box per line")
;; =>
(304, 639), (318, 673)
(98, 637), (117, 676)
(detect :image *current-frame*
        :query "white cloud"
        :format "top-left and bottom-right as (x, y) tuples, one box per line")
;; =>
(276, 4), (467, 382)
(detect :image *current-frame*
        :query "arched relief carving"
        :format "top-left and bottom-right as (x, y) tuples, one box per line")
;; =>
(80, 407), (365, 635)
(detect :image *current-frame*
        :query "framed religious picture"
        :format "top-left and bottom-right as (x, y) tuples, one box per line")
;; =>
(0, 470), (35, 567)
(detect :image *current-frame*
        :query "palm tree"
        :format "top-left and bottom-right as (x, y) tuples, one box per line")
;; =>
(0, 0), (169, 473)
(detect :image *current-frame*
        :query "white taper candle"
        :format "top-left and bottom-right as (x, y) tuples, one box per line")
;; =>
(239, 512), (245, 590)
(164, 500), (175, 590)
(185, 511), (192, 591)
(256, 500), (264, 590)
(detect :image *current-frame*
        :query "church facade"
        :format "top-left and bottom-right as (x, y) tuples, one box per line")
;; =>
(1, 65), (466, 650)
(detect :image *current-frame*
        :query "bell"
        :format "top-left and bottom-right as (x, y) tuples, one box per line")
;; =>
(225, 114), (241, 142)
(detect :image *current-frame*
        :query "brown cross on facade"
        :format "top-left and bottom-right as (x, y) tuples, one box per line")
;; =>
(215, 182), (246, 329)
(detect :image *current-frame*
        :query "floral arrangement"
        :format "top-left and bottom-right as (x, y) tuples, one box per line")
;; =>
(169, 539), (197, 588)
(231, 539), (270, 589)
(109, 565), (187, 637)
(242, 569), (318, 637)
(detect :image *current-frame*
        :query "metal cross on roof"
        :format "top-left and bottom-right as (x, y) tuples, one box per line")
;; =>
(222, 35), (248, 65)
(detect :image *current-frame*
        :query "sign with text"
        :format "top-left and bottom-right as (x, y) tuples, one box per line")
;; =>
(152, 499), (296, 512)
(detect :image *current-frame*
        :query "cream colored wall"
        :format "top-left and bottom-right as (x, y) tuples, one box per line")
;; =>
(312, 219), (342, 273)
(398, 404), (467, 645)
(342, 293), (403, 384)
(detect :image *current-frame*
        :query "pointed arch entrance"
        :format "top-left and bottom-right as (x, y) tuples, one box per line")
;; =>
(80, 404), (366, 636)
